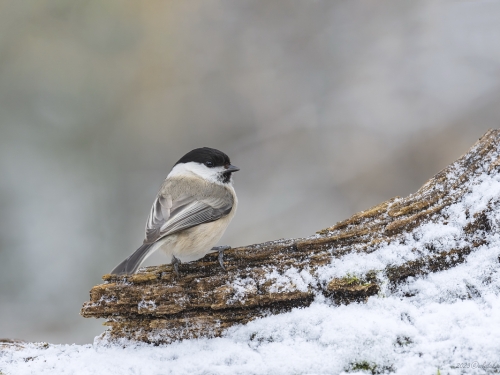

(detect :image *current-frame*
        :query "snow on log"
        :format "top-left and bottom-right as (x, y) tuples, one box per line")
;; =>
(81, 129), (500, 345)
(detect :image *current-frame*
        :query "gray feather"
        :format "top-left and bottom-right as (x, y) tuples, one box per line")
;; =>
(144, 178), (234, 244)
(110, 243), (153, 275)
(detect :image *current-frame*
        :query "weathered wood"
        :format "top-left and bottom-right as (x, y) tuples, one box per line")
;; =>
(82, 129), (500, 344)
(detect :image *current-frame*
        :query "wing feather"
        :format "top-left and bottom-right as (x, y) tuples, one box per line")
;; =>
(144, 183), (233, 244)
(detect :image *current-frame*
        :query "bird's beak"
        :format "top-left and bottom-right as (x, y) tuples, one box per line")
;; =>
(225, 164), (240, 172)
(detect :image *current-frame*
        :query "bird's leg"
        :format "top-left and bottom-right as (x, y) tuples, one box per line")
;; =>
(171, 255), (181, 276)
(211, 245), (231, 271)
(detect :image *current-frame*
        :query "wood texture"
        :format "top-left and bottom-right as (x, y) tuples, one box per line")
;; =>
(81, 129), (500, 344)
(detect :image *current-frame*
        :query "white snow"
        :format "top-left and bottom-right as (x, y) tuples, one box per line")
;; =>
(266, 267), (313, 293)
(3, 164), (500, 374)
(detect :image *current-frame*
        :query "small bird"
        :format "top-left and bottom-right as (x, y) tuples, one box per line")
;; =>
(111, 147), (239, 275)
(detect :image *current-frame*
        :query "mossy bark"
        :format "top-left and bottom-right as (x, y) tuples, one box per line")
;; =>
(81, 129), (500, 344)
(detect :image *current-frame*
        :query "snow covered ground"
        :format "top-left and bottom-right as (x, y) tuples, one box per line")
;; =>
(3, 170), (500, 374)
(3, 247), (500, 375)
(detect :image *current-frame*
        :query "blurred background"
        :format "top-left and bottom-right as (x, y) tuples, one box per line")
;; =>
(1, 0), (500, 344)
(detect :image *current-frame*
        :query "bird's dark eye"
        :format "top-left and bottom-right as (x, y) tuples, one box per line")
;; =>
(205, 161), (213, 167)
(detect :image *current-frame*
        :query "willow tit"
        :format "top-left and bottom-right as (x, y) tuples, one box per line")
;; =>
(111, 147), (239, 275)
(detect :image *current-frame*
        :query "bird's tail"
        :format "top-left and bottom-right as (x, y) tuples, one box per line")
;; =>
(110, 243), (153, 275)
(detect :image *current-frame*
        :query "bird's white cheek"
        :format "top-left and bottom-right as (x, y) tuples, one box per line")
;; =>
(167, 162), (223, 184)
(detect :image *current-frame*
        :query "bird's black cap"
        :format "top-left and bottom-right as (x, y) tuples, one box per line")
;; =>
(175, 147), (231, 168)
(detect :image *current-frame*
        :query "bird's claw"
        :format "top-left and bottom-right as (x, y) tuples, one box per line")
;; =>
(218, 251), (226, 271)
(172, 255), (181, 276)
(212, 246), (231, 271)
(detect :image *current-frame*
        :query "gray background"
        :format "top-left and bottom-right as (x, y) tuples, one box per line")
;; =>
(1, 0), (500, 344)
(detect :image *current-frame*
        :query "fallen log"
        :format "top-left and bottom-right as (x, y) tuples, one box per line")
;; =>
(81, 129), (500, 344)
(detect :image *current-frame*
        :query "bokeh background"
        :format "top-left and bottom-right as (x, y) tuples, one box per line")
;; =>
(1, 0), (500, 344)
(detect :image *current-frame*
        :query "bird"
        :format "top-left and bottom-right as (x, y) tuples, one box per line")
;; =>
(111, 147), (239, 275)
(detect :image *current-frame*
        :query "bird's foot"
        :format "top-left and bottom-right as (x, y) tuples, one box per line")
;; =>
(211, 245), (231, 271)
(171, 255), (182, 276)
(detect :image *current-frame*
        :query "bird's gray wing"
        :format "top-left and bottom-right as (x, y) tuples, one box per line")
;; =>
(144, 192), (233, 244)
(111, 181), (233, 275)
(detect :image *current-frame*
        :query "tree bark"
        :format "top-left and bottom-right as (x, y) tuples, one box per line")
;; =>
(81, 129), (500, 344)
